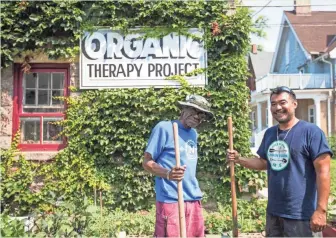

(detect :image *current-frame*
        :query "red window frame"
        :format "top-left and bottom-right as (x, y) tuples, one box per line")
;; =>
(12, 63), (70, 151)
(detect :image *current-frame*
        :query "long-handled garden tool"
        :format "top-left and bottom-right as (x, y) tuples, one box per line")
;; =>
(173, 122), (187, 238)
(228, 117), (238, 237)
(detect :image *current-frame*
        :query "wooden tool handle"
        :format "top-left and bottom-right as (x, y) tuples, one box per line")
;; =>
(228, 117), (238, 237)
(173, 122), (187, 238)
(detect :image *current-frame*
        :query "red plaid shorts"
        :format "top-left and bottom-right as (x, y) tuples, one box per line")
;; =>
(154, 201), (205, 237)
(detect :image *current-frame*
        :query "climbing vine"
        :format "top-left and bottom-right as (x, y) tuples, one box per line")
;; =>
(1, 0), (266, 212)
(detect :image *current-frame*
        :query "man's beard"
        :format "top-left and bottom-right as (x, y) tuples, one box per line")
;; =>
(186, 119), (199, 128)
(274, 111), (293, 124)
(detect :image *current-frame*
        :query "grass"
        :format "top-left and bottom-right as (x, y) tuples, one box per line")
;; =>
(331, 159), (336, 196)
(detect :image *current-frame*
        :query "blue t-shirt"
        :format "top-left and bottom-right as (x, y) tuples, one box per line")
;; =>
(145, 120), (202, 203)
(257, 120), (333, 220)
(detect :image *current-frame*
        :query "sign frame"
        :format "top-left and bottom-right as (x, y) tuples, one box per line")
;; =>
(79, 29), (207, 89)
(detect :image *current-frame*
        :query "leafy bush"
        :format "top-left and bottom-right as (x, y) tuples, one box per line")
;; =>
(204, 199), (267, 234)
(331, 159), (336, 198)
(0, 214), (25, 237)
(0, 199), (267, 237)
(328, 135), (336, 155)
(1, 1), (267, 213)
(85, 206), (156, 237)
(26, 198), (92, 237)
(0, 133), (48, 216)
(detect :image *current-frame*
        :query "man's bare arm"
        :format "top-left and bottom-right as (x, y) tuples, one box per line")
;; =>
(143, 152), (170, 178)
(314, 153), (331, 213)
(314, 153), (331, 211)
(142, 152), (185, 181)
(237, 156), (267, 170)
(310, 152), (331, 232)
(227, 149), (267, 170)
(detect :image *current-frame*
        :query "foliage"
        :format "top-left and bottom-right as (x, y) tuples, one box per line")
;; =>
(49, 85), (266, 211)
(25, 197), (93, 237)
(331, 159), (336, 197)
(1, 0), (267, 213)
(0, 214), (25, 237)
(0, 199), (266, 237)
(0, 133), (49, 216)
(329, 192), (336, 226)
(0, 0), (86, 68)
(328, 135), (336, 155)
(85, 206), (156, 237)
(204, 199), (267, 234)
(0, 197), (95, 237)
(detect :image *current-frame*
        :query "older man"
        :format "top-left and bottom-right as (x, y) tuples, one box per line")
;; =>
(143, 94), (213, 237)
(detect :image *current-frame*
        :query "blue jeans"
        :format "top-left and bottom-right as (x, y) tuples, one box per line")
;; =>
(266, 213), (313, 237)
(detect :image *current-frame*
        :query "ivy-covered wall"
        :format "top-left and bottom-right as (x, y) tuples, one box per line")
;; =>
(0, 0), (266, 213)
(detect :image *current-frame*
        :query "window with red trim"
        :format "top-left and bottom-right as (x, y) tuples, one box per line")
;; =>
(13, 64), (69, 151)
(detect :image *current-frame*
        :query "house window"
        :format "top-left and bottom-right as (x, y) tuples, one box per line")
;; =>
(265, 109), (269, 127)
(308, 105), (315, 124)
(251, 111), (256, 129)
(285, 41), (290, 65)
(13, 64), (69, 151)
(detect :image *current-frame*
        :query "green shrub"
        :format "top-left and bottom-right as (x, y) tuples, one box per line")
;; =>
(0, 214), (25, 237)
(1, 133), (41, 215)
(331, 159), (336, 196)
(204, 198), (267, 234)
(1, 1), (267, 213)
(24, 197), (92, 237)
(328, 135), (336, 155)
(85, 206), (156, 237)
(1, 197), (268, 236)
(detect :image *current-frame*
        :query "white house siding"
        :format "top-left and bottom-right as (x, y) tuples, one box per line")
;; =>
(250, 106), (258, 129)
(261, 102), (267, 129)
(320, 100), (328, 135)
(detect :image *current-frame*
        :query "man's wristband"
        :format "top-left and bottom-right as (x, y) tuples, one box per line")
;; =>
(166, 170), (170, 180)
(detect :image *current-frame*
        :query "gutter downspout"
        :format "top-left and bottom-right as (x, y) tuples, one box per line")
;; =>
(321, 55), (335, 135)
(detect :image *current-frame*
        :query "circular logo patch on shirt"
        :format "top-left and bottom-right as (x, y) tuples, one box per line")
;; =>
(185, 140), (197, 160)
(267, 140), (290, 171)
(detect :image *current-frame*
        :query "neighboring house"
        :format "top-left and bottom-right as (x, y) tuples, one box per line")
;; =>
(247, 45), (274, 92)
(249, 1), (336, 148)
(247, 46), (274, 146)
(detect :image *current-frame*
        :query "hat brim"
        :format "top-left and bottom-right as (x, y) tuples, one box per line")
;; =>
(177, 101), (214, 120)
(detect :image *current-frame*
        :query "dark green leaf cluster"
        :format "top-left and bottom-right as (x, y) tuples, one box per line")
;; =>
(1, 0), (86, 67)
(0, 214), (25, 237)
(52, 85), (265, 210)
(1, 1), (267, 211)
(0, 133), (53, 216)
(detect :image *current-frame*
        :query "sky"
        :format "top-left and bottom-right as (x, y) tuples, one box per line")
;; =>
(243, 0), (336, 52)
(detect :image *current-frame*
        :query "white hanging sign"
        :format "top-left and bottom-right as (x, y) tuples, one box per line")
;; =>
(80, 29), (207, 89)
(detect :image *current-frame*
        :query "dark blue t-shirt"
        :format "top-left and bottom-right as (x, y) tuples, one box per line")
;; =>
(257, 120), (333, 220)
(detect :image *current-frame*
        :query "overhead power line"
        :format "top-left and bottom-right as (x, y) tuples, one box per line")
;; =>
(254, 24), (336, 27)
(251, 0), (272, 17)
(235, 3), (336, 7)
